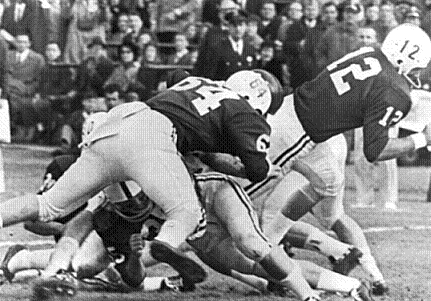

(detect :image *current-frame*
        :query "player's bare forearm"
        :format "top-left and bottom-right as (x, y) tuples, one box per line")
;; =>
(62, 210), (94, 245)
(376, 137), (415, 161)
(196, 152), (248, 178)
(24, 220), (65, 237)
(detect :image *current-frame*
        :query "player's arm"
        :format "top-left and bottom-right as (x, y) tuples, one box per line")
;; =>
(227, 111), (271, 182)
(195, 152), (247, 178)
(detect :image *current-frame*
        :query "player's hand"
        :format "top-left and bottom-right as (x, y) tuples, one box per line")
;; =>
(129, 233), (144, 257)
(267, 164), (283, 180)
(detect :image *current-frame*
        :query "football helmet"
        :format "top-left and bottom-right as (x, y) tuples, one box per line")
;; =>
(225, 69), (284, 115)
(381, 23), (431, 88)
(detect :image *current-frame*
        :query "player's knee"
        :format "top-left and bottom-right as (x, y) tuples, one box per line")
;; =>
(232, 232), (271, 262)
(37, 194), (65, 222)
(311, 170), (344, 198)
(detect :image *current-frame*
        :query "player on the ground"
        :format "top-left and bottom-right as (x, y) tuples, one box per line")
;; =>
(0, 73), (324, 300)
(221, 23), (431, 295)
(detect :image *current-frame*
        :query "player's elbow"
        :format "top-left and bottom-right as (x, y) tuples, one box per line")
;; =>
(246, 168), (268, 183)
(363, 148), (378, 163)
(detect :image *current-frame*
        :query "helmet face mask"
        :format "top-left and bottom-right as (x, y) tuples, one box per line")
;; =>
(381, 23), (431, 88)
(225, 69), (284, 115)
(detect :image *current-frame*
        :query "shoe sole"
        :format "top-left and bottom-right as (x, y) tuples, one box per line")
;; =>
(1, 245), (27, 283)
(32, 277), (77, 301)
(150, 241), (207, 284)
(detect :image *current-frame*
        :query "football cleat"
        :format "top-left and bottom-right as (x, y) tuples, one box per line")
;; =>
(32, 270), (78, 301)
(150, 240), (207, 285)
(266, 281), (289, 297)
(371, 280), (389, 296)
(160, 275), (196, 292)
(350, 281), (375, 301)
(304, 296), (321, 301)
(330, 247), (363, 275)
(1, 244), (27, 283)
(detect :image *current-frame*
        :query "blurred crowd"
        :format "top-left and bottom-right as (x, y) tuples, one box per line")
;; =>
(1, 0), (431, 149)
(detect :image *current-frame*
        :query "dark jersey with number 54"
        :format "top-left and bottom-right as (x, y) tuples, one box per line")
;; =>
(294, 47), (412, 162)
(147, 76), (271, 182)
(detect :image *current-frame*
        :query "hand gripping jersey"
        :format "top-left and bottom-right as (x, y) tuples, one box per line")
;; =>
(147, 76), (272, 182)
(295, 47), (412, 162)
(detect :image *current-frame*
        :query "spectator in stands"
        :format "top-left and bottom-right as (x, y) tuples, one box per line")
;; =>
(123, 12), (144, 44)
(108, 0), (151, 31)
(165, 32), (195, 65)
(73, 37), (116, 105)
(237, 0), (262, 16)
(403, 5), (421, 26)
(104, 83), (126, 110)
(356, 25), (380, 48)
(256, 40), (290, 91)
(5, 33), (45, 142)
(33, 42), (74, 144)
(107, 13), (131, 44)
(137, 42), (163, 101)
(104, 40), (141, 92)
(315, 1), (361, 72)
(374, 0), (398, 43)
(277, 1), (303, 42)
(201, 0), (224, 25)
(58, 88), (107, 153)
(156, 0), (202, 43)
(193, 0), (237, 77)
(62, 0), (109, 64)
(284, 0), (322, 88)
(1, 0), (49, 53)
(184, 22), (200, 45)
(394, 0), (415, 23)
(320, 1), (338, 30)
(136, 29), (157, 54)
(364, 3), (380, 26)
(258, 0), (283, 43)
(244, 14), (263, 50)
(205, 10), (257, 80)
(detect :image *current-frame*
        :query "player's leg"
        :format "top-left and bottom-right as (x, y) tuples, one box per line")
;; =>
(375, 158), (398, 209)
(196, 173), (320, 301)
(0, 144), (114, 228)
(1, 246), (53, 282)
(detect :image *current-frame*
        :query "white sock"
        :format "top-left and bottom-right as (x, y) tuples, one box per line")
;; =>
(142, 277), (165, 291)
(316, 269), (360, 293)
(359, 253), (384, 282)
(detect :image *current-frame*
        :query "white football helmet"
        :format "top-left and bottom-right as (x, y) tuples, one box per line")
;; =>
(381, 23), (431, 88)
(225, 69), (284, 115)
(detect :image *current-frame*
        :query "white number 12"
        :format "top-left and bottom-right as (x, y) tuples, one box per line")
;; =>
(378, 106), (403, 127)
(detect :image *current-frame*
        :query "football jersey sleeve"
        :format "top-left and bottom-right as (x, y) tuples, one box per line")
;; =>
(363, 87), (411, 162)
(226, 111), (271, 183)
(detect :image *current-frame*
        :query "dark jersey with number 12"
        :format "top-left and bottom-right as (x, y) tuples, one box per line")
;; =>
(294, 47), (412, 162)
(147, 76), (271, 182)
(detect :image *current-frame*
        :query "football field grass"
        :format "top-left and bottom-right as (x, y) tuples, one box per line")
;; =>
(0, 144), (430, 301)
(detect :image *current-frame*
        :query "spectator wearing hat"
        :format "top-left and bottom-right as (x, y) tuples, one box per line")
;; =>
(284, 0), (323, 88)
(137, 43), (164, 102)
(403, 5), (421, 26)
(62, 0), (109, 64)
(315, 1), (362, 72)
(205, 10), (257, 80)
(256, 40), (290, 91)
(193, 0), (238, 77)
(104, 41), (142, 92)
(373, 0), (398, 43)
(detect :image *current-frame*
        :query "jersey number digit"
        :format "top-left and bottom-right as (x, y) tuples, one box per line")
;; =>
(329, 57), (382, 95)
(378, 106), (404, 127)
(170, 77), (240, 116)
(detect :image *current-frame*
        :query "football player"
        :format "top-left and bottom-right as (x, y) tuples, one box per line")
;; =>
(0, 74), (324, 300)
(222, 23), (431, 295)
